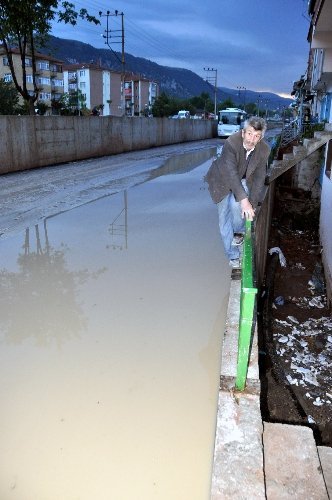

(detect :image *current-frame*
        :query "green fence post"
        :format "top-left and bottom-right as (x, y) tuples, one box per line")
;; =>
(235, 219), (258, 391)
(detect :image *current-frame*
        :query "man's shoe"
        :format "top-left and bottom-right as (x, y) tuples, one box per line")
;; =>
(229, 258), (241, 269)
(232, 234), (244, 246)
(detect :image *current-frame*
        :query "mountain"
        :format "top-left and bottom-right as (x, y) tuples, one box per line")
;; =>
(41, 36), (292, 108)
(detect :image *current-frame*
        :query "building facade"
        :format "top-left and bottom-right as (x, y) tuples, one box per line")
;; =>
(304, 0), (332, 302)
(306, 0), (332, 122)
(124, 75), (158, 116)
(1, 46), (159, 117)
(0, 47), (64, 114)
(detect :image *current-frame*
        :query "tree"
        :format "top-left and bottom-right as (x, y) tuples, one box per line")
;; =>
(57, 89), (87, 115)
(189, 92), (213, 114)
(0, 78), (20, 114)
(0, 1), (99, 115)
(218, 98), (235, 111)
(245, 102), (257, 115)
(152, 92), (178, 117)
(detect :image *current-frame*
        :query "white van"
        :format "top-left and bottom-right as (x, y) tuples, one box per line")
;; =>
(177, 110), (190, 119)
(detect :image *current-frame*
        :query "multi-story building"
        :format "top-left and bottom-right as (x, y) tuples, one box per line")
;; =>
(63, 64), (123, 116)
(1, 46), (159, 117)
(124, 75), (158, 116)
(296, 0), (332, 303)
(0, 46), (64, 113)
(63, 64), (159, 117)
(306, 0), (332, 122)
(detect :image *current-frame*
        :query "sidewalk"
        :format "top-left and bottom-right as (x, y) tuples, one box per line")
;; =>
(210, 274), (331, 499)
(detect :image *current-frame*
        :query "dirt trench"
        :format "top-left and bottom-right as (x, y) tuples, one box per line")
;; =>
(258, 183), (332, 446)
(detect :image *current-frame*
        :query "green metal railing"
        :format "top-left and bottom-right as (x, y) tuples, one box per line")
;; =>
(235, 219), (258, 391)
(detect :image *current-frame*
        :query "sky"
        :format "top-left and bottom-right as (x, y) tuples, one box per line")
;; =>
(51, 0), (311, 98)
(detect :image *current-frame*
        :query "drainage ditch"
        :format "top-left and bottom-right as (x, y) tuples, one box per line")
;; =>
(258, 184), (332, 446)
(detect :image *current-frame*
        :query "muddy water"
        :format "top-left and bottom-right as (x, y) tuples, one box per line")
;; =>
(0, 159), (230, 499)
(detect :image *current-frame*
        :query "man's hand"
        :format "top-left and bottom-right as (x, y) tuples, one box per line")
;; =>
(240, 197), (255, 221)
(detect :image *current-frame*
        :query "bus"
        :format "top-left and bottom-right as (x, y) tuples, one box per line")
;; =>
(217, 108), (247, 137)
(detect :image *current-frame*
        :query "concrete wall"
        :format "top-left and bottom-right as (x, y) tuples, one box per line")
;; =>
(294, 149), (323, 198)
(255, 183), (276, 287)
(320, 148), (332, 306)
(0, 115), (217, 175)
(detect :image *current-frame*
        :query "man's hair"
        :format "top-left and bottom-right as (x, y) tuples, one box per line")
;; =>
(243, 116), (267, 136)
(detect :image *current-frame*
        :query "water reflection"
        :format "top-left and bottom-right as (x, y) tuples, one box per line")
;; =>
(0, 220), (105, 347)
(149, 146), (216, 179)
(107, 191), (128, 250)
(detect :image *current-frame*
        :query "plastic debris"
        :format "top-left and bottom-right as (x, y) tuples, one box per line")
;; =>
(274, 295), (284, 306)
(310, 262), (325, 293)
(308, 415), (316, 424)
(286, 374), (298, 385)
(287, 315), (299, 324)
(275, 319), (292, 326)
(269, 246), (287, 267)
(308, 296), (324, 308)
(303, 371), (319, 386)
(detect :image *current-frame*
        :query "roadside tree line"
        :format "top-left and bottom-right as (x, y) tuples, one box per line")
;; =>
(151, 92), (292, 119)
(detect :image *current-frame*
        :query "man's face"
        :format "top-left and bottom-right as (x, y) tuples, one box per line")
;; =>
(242, 126), (262, 150)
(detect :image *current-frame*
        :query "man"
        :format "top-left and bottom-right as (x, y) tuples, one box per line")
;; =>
(205, 116), (270, 268)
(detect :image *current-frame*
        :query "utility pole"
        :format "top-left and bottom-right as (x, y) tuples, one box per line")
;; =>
(236, 86), (246, 111)
(99, 10), (125, 115)
(203, 67), (218, 117)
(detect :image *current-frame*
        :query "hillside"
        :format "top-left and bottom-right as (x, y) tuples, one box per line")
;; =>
(41, 35), (292, 108)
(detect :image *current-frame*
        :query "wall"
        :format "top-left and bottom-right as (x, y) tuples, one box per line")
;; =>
(320, 145), (332, 305)
(0, 115), (217, 175)
(294, 149), (323, 197)
(255, 183), (276, 287)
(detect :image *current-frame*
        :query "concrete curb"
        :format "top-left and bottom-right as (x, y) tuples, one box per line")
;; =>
(211, 274), (265, 498)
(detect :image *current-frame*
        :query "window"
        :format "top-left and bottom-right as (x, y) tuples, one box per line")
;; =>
(25, 58), (32, 67)
(37, 77), (51, 85)
(2, 57), (9, 66)
(38, 92), (51, 100)
(51, 79), (64, 87)
(79, 70), (85, 77)
(80, 82), (86, 89)
(26, 75), (33, 83)
(3, 73), (12, 82)
(50, 63), (62, 73)
(37, 61), (49, 70)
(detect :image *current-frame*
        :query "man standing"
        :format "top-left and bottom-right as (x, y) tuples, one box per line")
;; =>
(206, 116), (270, 268)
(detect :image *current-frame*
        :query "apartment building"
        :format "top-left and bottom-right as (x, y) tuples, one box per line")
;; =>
(63, 64), (159, 117)
(1, 45), (159, 117)
(63, 64), (123, 116)
(306, 0), (332, 122)
(0, 46), (64, 113)
(124, 75), (158, 116)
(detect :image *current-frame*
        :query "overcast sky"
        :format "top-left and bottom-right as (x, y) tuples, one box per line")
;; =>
(51, 0), (311, 97)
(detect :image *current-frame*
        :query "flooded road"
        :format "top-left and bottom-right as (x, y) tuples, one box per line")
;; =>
(0, 140), (231, 499)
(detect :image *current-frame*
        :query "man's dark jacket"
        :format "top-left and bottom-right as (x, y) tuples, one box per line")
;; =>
(205, 131), (270, 207)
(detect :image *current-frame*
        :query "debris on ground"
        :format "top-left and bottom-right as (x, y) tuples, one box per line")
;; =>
(259, 187), (332, 446)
